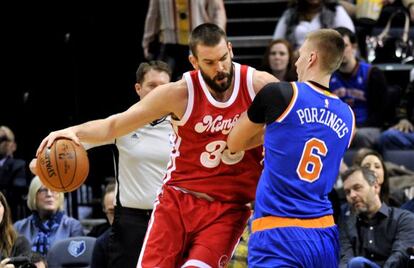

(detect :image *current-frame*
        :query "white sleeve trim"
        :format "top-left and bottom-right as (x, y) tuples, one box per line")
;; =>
(172, 72), (194, 126)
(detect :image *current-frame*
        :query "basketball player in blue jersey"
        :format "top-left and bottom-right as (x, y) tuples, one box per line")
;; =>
(228, 29), (355, 267)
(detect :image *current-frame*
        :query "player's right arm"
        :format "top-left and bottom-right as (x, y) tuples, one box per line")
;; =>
(37, 80), (188, 156)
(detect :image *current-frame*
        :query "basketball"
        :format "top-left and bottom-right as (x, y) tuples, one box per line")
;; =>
(37, 138), (89, 192)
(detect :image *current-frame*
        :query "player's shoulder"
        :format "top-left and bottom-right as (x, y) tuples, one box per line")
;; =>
(155, 79), (188, 99)
(259, 81), (293, 96)
(255, 81), (294, 107)
(252, 70), (280, 93)
(158, 78), (189, 119)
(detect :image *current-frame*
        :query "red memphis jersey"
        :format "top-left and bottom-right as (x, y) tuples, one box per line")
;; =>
(165, 63), (263, 203)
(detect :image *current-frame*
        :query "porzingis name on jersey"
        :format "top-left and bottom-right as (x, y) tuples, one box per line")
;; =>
(195, 114), (240, 135)
(296, 107), (349, 139)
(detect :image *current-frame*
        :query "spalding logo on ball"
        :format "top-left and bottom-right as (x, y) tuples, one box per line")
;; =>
(37, 139), (89, 192)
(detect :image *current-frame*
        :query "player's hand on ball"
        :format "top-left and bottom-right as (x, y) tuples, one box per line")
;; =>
(36, 127), (80, 157)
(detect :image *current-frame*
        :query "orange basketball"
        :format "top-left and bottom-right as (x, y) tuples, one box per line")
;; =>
(37, 138), (89, 192)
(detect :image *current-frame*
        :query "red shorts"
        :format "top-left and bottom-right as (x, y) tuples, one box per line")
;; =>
(137, 185), (251, 268)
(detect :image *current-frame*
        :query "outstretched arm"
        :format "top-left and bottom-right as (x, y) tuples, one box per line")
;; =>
(36, 81), (187, 156)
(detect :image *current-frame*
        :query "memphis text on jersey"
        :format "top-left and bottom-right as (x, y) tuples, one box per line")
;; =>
(195, 114), (240, 135)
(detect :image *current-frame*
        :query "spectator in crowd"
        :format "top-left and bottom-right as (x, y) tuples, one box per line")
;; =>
(142, 0), (227, 80)
(329, 27), (387, 149)
(260, 39), (297, 81)
(14, 176), (84, 256)
(340, 0), (414, 22)
(352, 148), (392, 204)
(91, 182), (115, 268)
(339, 166), (414, 268)
(273, 0), (355, 50)
(354, 148), (411, 206)
(87, 179), (115, 238)
(0, 192), (30, 261)
(378, 71), (414, 151)
(0, 126), (28, 221)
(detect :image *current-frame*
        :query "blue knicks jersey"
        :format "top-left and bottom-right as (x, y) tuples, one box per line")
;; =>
(329, 62), (371, 125)
(254, 82), (355, 219)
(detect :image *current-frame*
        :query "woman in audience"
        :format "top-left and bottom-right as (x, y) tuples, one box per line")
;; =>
(353, 148), (402, 206)
(260, 39), (297, 81)
(0, 192), (30, 261)
(14, 176), (84, 256)
(273, 0), (355, 50)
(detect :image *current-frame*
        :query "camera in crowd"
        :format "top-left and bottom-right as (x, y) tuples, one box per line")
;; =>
(7, 256), (36, 268)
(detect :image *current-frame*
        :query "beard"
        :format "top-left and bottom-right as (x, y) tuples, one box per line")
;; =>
(200, 63), (234, 93)
(351, 203), (369, 216)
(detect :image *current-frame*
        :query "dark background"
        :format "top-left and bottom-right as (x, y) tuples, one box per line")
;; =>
(1, 2), (150, 194)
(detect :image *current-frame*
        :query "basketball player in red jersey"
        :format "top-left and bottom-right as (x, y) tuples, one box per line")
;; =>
(36, 23), (278, 268)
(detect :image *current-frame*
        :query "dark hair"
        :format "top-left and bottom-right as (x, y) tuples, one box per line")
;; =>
(101, 182), (116, 208)
(261, 39), (297, 81)
(334, 27), (357, 45)
(0, 192), (17, 257)
(342, 166), (378, 186)
(189, 23), (227, 57)
(135, 60), (172, 84)
(352, 148), (390, 204)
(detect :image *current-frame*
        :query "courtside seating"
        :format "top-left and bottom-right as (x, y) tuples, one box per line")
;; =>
(383, 150), (414, 172)
(47, 236), (96, 268)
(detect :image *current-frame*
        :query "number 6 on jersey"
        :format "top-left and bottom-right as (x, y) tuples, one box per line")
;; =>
(296, 138), (327, 182)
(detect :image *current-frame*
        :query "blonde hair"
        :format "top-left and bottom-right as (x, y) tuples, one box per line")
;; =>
(27, 176), (65, 212)
(306, 29), (345, 73)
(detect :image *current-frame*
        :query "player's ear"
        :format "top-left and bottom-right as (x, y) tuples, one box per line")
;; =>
(308, 51), (317, 67)
(135, 83), (142, 97)
(189, 54), (199, 70)
(228, 42), (234, 59)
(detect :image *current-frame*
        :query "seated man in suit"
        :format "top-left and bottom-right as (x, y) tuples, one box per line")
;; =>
(339, 166), (414, 267)
(0, 125), (28, 221)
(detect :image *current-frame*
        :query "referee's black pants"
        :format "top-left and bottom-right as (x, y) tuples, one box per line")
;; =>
(107, 206), (152, 268)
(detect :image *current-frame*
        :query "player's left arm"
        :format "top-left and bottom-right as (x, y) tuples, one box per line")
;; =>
(227, 69), (279, 151)
(228, 82), (293, 153)
(227, 112), (264, 153)
(228, 81), (270, 152)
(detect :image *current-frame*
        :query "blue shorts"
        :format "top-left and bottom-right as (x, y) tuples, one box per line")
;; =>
(248, 225), (339, 267)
